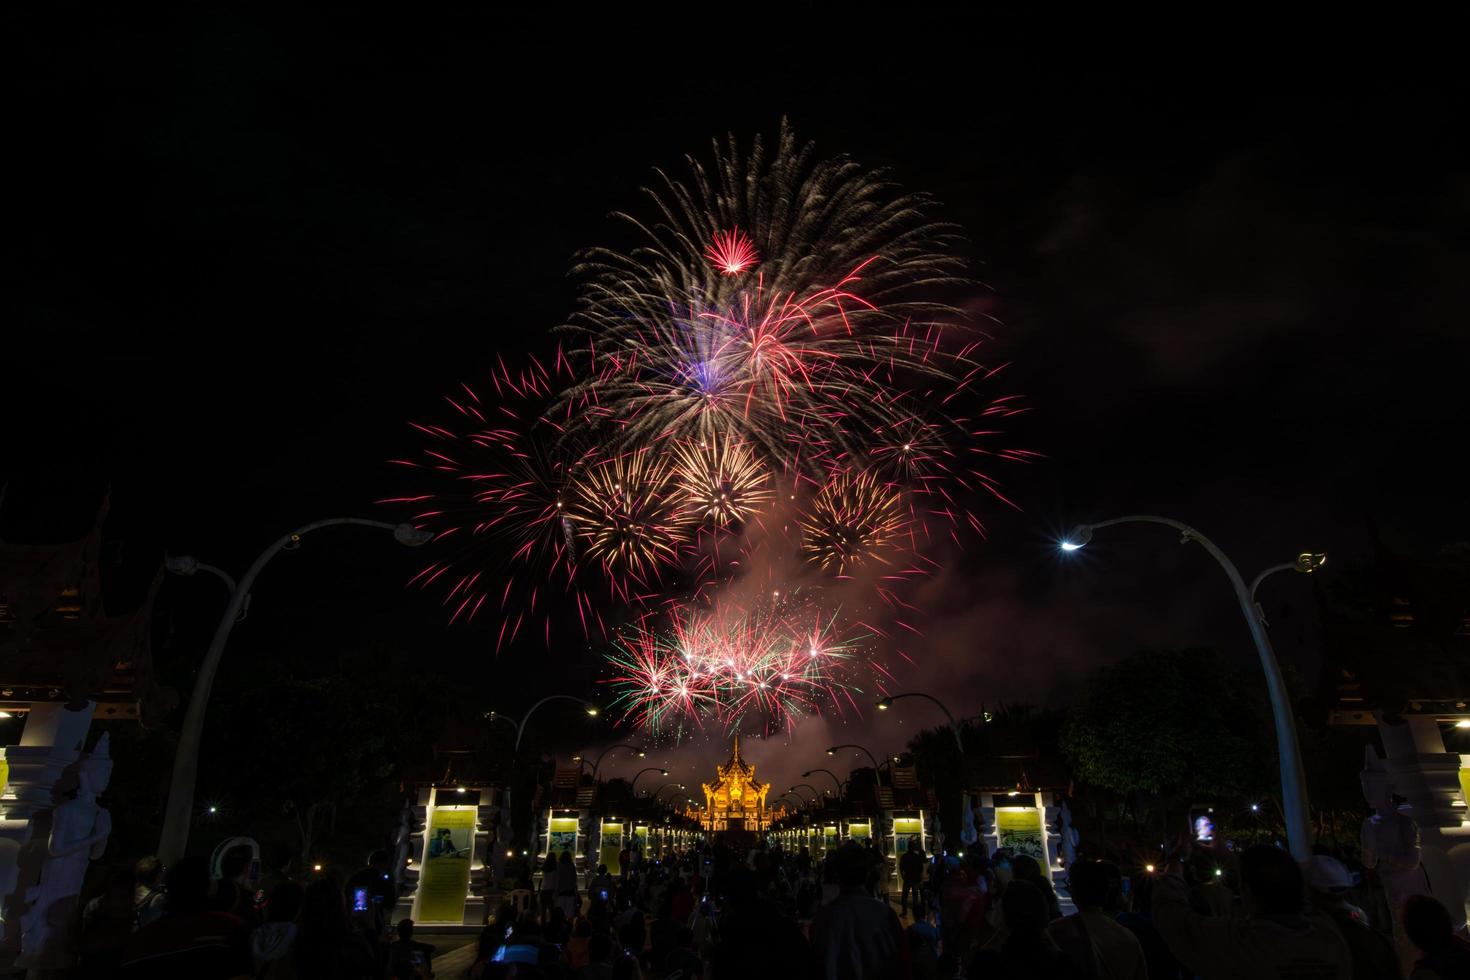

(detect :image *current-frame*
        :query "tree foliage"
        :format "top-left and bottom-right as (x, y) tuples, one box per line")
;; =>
(1060, 648), (1273, 802)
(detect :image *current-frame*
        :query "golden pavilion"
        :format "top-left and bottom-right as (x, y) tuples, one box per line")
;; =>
(700, 735), (772, 832)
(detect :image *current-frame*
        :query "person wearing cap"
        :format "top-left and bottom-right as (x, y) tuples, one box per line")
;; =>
(1305, 855), (1402, 980)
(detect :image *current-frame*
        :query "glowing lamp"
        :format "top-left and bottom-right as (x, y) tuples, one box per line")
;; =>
(1059, 524), (1094, 552)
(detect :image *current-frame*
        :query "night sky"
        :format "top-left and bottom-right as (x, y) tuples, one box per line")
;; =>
(8, 13), (1467, 794)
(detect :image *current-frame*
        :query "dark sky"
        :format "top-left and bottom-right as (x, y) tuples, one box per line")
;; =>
(8, 13), (1467, 790)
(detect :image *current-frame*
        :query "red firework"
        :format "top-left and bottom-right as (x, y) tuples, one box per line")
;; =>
(704, 228), (759, 275)
(381, 354), (604, 650)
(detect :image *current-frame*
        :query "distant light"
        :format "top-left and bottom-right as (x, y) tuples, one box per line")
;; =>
(1059, 540), (1083, 552)
(585, 706), (600, 717)
(957, 851), (964, 858)
(1145, 863), (1156, 874)
(313, 864), (323, 873)
(1214, 868), (1223, 877)
(208, 805), (218, 814)
(1250, 803), (1260, 812)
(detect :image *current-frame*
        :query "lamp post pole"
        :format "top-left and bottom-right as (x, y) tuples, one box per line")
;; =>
(486, 696), (601, 847)
(158, 518), (432, 864)
(1061, 515), (1323, 861)
(877, 693), (965, 753)
(826, 744), (886, 783)
(590, 743), (645, 780)
(803, 769), (844, 796)
(630, 768), (668, 795)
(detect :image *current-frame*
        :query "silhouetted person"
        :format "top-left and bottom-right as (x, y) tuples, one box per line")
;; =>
(1403, 894), (1470, 980)
(117, 855), (250, 978)
(1047, 860), (1147, 979)
(969, 879), (1079, 979)
(253, 878), (302, 977)
(810, 842), (906, 980)
(78, 867), (137, 977)
(1153, 844), (1350, 979)
(1304, 854), (1401, 980)
(388, 916), (437, 979)
(293, 876), (379, 978)
(133, 855), (167, 927)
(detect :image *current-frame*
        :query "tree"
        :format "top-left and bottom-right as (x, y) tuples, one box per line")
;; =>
(1060, 648), (1274, 829)
(203, 645), (446, 864)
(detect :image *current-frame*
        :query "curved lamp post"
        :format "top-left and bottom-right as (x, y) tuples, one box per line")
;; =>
(803, 769), (845, 796)
(776, 792), (808, 811)
(590, 743), (645, 779)
(486, 696), (601, 753)
(1060, 515), (1324, 860)
(650, 782), (685, 800)
(158, 518), (433, 864)
(789, 783), (822, 802)
(877, 693), (965, 753)
(826, 743), (886, 784)
(630, 768), (668, 794)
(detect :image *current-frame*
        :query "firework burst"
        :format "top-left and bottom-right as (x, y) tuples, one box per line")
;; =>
(560, 120), (971, 469)
(382, 356), (594, 649)
(562, 448), (692, 598)
(603, 593), (861, 735)
(799, 469), (909, 575)
(705, 228), (759, 275)
(672, 437), (773, 528)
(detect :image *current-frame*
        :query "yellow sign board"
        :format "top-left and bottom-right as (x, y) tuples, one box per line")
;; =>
(599, 823), (623, 875)
(848, 821), (871, 839)
(549, 816), (578, 858)
(996, 808), (1046, 865)
(417, 805), (476, 923)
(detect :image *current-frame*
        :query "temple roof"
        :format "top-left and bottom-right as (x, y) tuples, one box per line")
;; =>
(0, 494), (171, 725)
(715, 733), (757, 782)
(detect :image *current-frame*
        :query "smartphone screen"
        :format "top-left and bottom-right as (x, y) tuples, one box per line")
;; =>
(352, 887), (369, 913)
(1189, 806), (1216, 843)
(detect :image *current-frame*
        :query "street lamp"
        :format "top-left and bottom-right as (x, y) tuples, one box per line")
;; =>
(825, 743), (886, 783)
(486, 696), (602, 753)
(876, 692), (966, 753)
(157, 517), (433, 864)
(631, 768), (668, 794)
(590, 743), (646, 779)
(803, 769), (845, 796)
(776, 792), (807, 811)
(1059, 515), (1323, 861)
(789, 783), (822, 802)
(651, 782), (685, 799)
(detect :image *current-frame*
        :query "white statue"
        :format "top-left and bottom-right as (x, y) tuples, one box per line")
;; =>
(1361, 751), (1429, 911)
(19, 734), (113, 965)
(1059, 800), (1080, 867)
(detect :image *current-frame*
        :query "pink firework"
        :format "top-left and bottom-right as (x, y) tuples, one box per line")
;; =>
(381, 354), (605, 650)
(603, 592), (862, 734)
(704, 228), (759, 275)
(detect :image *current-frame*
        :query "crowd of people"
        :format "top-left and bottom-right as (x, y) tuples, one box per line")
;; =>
(58, 833), (1470, 978)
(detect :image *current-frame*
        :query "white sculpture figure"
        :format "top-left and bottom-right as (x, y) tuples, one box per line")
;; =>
(1059, 800), (1080, 868)
(19, 734), (113, 965)
(960, 794), (978, 846)
(1361, 747), (1433, 968)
